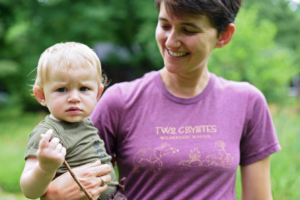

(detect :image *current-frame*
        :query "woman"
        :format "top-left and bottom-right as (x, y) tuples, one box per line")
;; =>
(43, 0), (281, 199)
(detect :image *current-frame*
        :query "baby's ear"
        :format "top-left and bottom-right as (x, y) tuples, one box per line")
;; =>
(33, 86), (47, 106)
(97, 86), (104, 101)
(215, 23), (235, 48)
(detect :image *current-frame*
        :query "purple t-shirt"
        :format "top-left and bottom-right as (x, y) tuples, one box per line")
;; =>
(90, 71), (281, 200)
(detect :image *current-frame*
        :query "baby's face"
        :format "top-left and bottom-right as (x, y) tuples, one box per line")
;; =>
(43, 67), (101, 122)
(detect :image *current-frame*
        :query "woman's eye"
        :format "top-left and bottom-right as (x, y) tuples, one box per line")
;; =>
(160, 25), (170, 29)
(184, 29), (196, 34)
(57, 88), (67, 92)
(80, 87), (89, 91)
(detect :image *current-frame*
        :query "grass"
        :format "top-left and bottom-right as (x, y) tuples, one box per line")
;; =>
(0, 109), (46, 199)
(0, 103), (300, 199)
(268, 105), (300, 200)
(235, 103), (300, 199)
(0, 192), (28, 200)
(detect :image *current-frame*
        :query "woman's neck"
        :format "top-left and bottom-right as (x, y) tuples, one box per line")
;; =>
(160, 67), (210, 98)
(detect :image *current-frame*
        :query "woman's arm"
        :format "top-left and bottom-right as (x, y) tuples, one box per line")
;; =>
(41, 161), (112, 200)
(240, 156), (273, 200)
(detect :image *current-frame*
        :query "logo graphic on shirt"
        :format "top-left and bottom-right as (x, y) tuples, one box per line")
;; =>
(92, 139), (106, 158)
(178, 141), (234, 168)
(155, 125), (216, 140)
(133, 143), (179, 173)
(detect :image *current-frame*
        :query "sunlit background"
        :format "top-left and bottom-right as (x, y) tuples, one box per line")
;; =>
(0, 0), (300, 199)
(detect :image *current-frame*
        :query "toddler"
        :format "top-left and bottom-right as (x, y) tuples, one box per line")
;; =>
(20, 42), (126, 200)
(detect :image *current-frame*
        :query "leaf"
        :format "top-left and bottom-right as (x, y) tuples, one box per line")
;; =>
(0, 60), (19, 77)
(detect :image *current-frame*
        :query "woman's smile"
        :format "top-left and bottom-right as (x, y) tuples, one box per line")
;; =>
(167, 49), (189, 58)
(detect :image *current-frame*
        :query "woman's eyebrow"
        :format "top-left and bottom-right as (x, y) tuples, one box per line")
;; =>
(181, 22), (200, 29)
(158, 17), (168, 22)
(159, 17), (200, 29)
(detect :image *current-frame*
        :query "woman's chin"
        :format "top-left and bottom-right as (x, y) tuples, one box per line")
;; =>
(163, 65), (184, 75)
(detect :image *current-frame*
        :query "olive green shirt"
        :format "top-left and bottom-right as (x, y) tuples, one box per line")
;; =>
(25, 115), (118, 199)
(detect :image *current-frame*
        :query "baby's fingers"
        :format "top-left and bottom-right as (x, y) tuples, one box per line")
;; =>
(55, 143), (63, 152)
(55, 143), (66, 161)
(61, 146), (66, 158)
(55, 143), (66, 155)
(48, 137), (60, 150)
(39, 129), (53, 149)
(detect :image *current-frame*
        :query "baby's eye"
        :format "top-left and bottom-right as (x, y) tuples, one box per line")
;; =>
(57, 88), (67, 92)
(80, 87), (89, 91)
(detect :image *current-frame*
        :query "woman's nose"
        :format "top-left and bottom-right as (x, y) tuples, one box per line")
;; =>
(165, 29), (181, 48)
(68, 90), (81, 103)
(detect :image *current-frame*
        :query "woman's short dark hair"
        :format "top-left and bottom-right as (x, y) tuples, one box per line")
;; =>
(155, 0), (242, 34)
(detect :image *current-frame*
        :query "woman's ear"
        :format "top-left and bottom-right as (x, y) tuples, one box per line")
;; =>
(215, 23), (235, 48)
(33, 86), (47, 106)
(97, 86), (104, 101)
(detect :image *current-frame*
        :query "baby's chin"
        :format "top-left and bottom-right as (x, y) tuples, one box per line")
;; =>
(50, 114), (86, 123)
(49, 114), (62, 122)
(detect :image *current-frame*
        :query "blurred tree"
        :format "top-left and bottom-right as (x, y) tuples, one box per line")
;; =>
(244, 0), (300, 62)
(1, 0), (160, 111)
(209, 6), (296, 102)
(0, 1), (23, 109)
(0, 0), (298, 112)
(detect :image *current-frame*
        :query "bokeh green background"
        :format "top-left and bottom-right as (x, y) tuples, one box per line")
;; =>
(0, 0), (300, 199)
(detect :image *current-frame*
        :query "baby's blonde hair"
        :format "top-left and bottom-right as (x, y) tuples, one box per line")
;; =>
(34, 42), (106, 89)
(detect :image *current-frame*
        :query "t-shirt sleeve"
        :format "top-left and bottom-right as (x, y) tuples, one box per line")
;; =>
(24, 126), (60, 160)
(90, 85), (124, 157)
(24, 127), (48, 160)
(240, 85), (281, 166)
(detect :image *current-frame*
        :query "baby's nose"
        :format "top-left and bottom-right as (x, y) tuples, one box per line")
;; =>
(68, 90), (81, 103)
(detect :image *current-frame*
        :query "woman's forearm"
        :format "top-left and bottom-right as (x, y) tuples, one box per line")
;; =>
(41, 161), (112, 200)
(241, 156), (273, 200)
(41, 180), (61, 200)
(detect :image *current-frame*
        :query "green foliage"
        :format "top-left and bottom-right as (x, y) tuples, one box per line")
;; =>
(0, 59), (21, 108)
(235, 105), (300, 199)
(0, 110), (46, 193)
(209, 6), (297, 102)
(0, 192), (30, 200)
(0, 0), (160, 111)
(0, 0), (299, 110)
(0, 60), (19, 77)
(270, 109), (300, 199)
(244, 0), (300, 51)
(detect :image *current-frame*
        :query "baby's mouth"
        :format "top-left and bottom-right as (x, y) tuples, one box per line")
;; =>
(67, 107), (81, 112)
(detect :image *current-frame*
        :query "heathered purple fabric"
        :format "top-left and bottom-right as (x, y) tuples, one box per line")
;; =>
(90, 71), (281, 200)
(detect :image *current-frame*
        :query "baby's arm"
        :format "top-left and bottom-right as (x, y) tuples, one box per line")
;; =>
(20, 129), (66, 199)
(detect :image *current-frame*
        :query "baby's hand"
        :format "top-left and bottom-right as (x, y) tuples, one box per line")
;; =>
(37, 129), (66, 173)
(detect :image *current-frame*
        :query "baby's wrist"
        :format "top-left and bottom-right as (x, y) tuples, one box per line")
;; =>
(37, 162), (58, 175)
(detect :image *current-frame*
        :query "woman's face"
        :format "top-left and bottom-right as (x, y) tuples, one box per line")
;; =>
(155, 3), (220, 75)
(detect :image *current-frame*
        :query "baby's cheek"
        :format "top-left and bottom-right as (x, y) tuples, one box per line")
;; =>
(50, 102), (63, 115)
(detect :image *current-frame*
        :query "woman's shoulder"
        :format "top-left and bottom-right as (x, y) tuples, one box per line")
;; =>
(212, 73), (265, 99)
(113, 70), (158, 87)
(104, 70), (159, 98)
